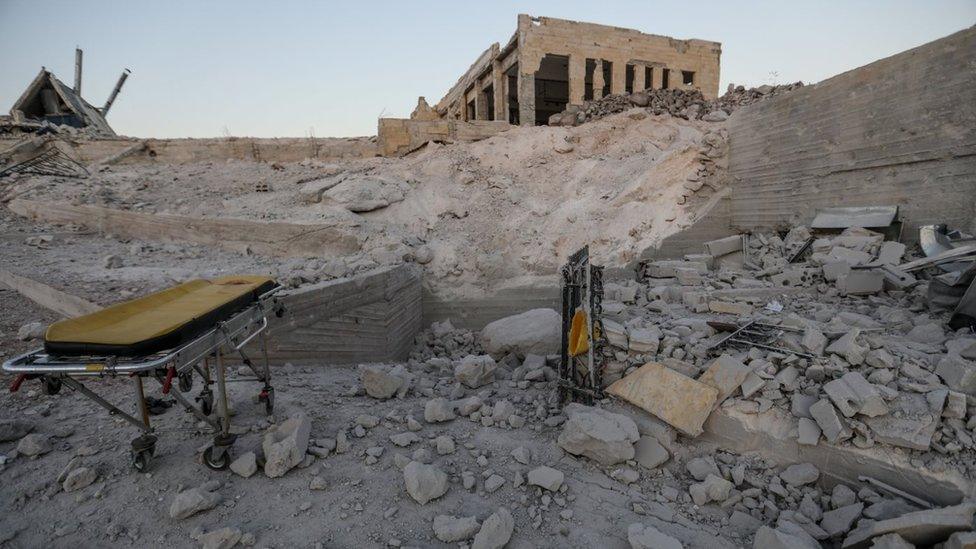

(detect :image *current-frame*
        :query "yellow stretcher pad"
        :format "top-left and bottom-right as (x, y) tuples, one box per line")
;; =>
(44, 275), (276, 357)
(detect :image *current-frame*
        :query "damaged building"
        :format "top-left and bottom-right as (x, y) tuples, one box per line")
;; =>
(435, 14), (721, 126)
(377, 14), (721, 156)
(1, 48), (129, 138)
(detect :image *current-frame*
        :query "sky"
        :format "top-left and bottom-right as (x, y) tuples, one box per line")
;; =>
(1, 0), (973, 138)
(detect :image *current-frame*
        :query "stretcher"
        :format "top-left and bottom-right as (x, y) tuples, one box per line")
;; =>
(3, 275), (283, 472)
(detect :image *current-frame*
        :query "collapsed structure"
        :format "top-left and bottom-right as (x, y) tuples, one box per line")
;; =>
(0, 15), (975, 549)
(1, 48), (129, 138)
(377, 14), (721, 155)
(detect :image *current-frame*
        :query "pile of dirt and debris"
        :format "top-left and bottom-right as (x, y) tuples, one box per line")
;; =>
(8, 109), (729, 302)
(549, 82), (804, 127)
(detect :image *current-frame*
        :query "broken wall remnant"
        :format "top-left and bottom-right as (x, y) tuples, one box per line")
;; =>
(268, 265), (422, 363)
(726, 26), (976, 241)
(376, 118), (510, 157)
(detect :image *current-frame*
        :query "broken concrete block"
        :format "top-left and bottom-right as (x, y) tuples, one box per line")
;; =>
(689, 474), (733, 505)
(945, 531), (976, 549)
(797, 418), (822, 446)
(633, 436), (669, 469)
(230, 451), (258, 478)
(675, 268), (703, 286)
(360, 364), (404, 399)
(810, 399), (852, 443)
(697, 354), (752, 407)
(262, 413), (311, 478)
(944, 390), (967, 419)
(527, 466), (564, 491)
(169, 485), (221, 520)
(403, 461), (449, 504)
(682, 291), (710, 313)
(826, 329), (867, 365)
(708, 300), (752, 315)
(686, 456), (720, 481)
(771, 269), (808, 287)
(424, 398), (456, 423)
(471, 507), (514, 549)
(627, 523), (683, 549)
(876, 242), (906, 265)
(557, 404), (639, 465)
(608, 362), (718, 437)
(823, 372), (888, 418)
(865, 349), (895, 369)
(454, 355), (498, 389)
(684, 253), (715, 270)
(801, 327), (828, 356)
(906, 322), (946, 345)
(839, 269), (884, 295)
(704, 235), (743, 257)
(868, 533), (914, 548)
(628, 327), (661, 354)
(863, 393), (937, 451)
(842, 502), (976, 548)
(602, 319), (628, 349)
(480, 308), (560, 358)
(645, 260), (708, 278)
(823, 261), (853, 282)
(821, 503), (863, 538)
(740, 371), (766, 398)
(936, 354), (976, 396)
(780, 463), (819, 486)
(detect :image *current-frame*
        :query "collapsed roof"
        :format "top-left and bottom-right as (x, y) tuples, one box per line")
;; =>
(8, 69), (116, 136)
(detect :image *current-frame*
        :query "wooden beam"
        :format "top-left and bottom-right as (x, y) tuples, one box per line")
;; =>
(0, 269), (100, 318)
(7, 199), (361, 258)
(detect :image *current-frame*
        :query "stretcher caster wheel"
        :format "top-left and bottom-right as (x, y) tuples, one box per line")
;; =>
(259, 387), (274, 415)
(42, 376), (62, 395)
(178, 372), (193, 392)
(203, 446), (230, 470)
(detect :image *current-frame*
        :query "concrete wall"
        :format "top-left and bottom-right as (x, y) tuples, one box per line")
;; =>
(0, 135), (377, 165)
(269, 265), (422, 363)
(377, 118), (511, 157)
(727, 27), (976, 240)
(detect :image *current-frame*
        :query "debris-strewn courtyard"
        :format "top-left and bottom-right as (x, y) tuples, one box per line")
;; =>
(1, 11), (975, 549)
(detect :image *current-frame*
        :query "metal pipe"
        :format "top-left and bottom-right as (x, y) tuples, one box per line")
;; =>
(102, 69), (131, 116)
(74, 48), (83, 95)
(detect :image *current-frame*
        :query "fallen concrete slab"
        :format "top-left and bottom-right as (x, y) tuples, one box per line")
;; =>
(842, 502), (976, 548)
(607, 362), (718, 437)
(0, 269), (100, 318)
(7, 199), (361, 258)
(699, 406), (973, 506)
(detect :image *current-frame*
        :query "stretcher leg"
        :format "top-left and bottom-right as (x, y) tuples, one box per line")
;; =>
(258, 331), (274, 415)
(202, 349), (235, 470)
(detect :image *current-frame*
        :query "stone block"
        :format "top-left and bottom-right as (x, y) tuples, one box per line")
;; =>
(863, 393), (937, 451)
(704, 235), (743, 257)
(823, 372), (888, 418)
(823, 261), (852, 282)
(698, 354), (753, 407)
(826, 329), (867, 365)
(810, 399), (852, 443)
(709, 300), (753, 315)
(839, 269), (885, 295)
(606, 362), (719, 437)
(645, 260), (708, 278)
(936, 354), (976, 395)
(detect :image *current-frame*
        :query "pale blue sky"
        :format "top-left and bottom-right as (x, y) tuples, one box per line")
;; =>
(1, 1), (973, 138)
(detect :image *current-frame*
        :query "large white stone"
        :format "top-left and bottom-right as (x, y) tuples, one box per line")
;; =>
(169, 486), (221, 519)
(454, 355), (498, 389)
(557, 404), (639, 465)
(480, 309), (560, 358)
(360, 364), (405, 399)
(471, 508), (514, 549)
(433, 515), (481, 542)
(262, 413), (311, 478)
(403, 461), (448, 504)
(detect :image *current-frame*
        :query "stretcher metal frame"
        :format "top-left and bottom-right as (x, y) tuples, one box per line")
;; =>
(3, 286), (284, 472)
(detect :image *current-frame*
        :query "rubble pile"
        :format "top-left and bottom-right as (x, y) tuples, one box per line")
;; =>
(601, 226), (976, 479)
(550, 82), (804, 127)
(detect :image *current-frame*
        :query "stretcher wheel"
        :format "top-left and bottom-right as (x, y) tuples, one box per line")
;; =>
(132, 450), (153, 472)
(178, 372), (193, 392)
(259, 387), (275, 415)
(203, 446), (230, 470)
(42, 377), (62, 395)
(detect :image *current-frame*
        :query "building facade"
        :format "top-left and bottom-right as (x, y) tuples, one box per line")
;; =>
(434, 14), (722, 126)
